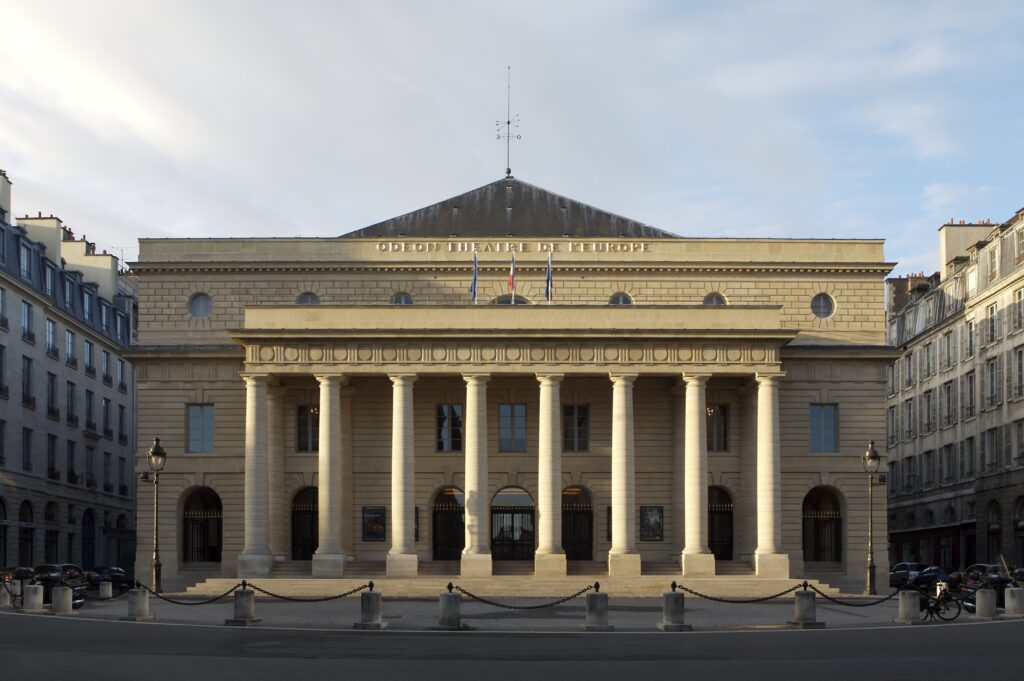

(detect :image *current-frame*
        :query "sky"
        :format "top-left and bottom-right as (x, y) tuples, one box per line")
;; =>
(1, 0), (1022, 275)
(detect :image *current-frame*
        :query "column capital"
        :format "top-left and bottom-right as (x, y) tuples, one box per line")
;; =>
(609, 373), (638, 386)
(682, 373), (711, 387)
(314, 373), (347, 386)
(389, 373), (417, 386)
(536, 373), (564, 384)
(463, 373), (491, 384)
(240, 373), (271, 385)
(755, 371), (786, 384)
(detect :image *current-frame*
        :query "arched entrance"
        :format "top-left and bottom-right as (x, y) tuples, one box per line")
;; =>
(432, 488), (465, 560)
(81, 509), (96, 569)
(18, 501), (34, 567)
(561, 487), (593, 561)
(291, 487), (318, 560)
(708, 486), (734, 560)
(1014, 498), (1024, 569)
(986, 501), (1002, 562)
(182, 488), (223, 563)
(491, 487), (535, 560)
(802, 487), (842, 562)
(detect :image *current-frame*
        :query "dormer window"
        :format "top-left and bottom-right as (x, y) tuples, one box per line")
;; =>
(19, 243), (31, 280)
(43, 264), (55, 297)
(63, 277), (74, 310)
(82, 290), (94, 322)
(100, 303), (110, 331)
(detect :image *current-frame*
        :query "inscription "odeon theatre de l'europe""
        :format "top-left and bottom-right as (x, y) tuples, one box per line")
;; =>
(375, 240), (652, 254)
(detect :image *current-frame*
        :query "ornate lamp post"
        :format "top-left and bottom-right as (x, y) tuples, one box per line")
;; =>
(862, 440), (880, 595)
(148, 438), (167, 593)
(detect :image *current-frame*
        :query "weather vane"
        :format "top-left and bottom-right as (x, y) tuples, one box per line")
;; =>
(496, 66), (521, 177)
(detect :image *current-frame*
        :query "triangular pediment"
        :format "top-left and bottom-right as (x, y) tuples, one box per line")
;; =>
(341, 177), (678, 239)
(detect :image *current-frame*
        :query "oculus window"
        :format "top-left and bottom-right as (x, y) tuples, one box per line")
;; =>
(811, 293), (835, 319)
(188, 293), (213, 318)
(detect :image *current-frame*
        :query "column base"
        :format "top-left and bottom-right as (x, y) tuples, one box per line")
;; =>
(237, 551), (274, 578)
(460, 553), (493, 577)
(681, 552), (716, 577)
(312, 551), (348, 578)
(608, 552), (642, 578)
(534, 553), (567, 577)
(386, 552), (419, 578)
(755, 552), (791, 579)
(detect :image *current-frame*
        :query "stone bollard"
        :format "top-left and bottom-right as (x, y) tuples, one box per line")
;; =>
(973, 588), (997, 620)
(894, 590), (922, 625)
(1004, 588), (1024, 618)
(99, 581), (114, 599)
(788, 588), (826, 629)
(20, 585), (44, 612)
(584, 584), (613, 631)
(51, 586), (75, 615)
(225, 588), (261, 626)
(354, 585), (387, 630)
(657, 585), (692, 632)
(12, 580), (23, 597)
(0, 583), (11, 608)
(437, 586), (463, 630)
(120, 588), (154, 621)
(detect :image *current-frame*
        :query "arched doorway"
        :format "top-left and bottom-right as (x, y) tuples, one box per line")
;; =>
(491, 487), (535, 560)
(291, 487), (318, 560)
(562, 487), (593, 561)
(986, 501), (1002, 562)
(18, 501), (34, 567)
(182, 488), (223, 563)
(432, 488), (465, 560)
(802, 487), (842, 562)
(81, 509), (96, 569)
(708, 486), (734, 560)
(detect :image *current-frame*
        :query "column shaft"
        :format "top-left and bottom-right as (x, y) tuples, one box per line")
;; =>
(239, 374), (273, 577)
(461, 374), (492, 577)
(671, 383), (686, 552)
(536, 374), (566, 576)
(682, 374), (715, 576)
(267, 387), (287, 560)
(755, 373), (790, 578)
(608, 374), (640, 577)
(387, 374), (418, 577)
(313, 374), (346, 577)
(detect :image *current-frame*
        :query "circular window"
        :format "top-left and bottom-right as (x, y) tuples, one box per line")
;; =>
(392, 292), (414, 305)
(811, 293), (834, 318)
(703, 293), (727, 306)
(609, 293), (633, 305)
(297, 292), (320, 305)
(188, 293), (213, 318)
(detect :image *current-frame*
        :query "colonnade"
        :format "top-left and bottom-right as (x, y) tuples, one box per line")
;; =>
(236, 371), (789, 579)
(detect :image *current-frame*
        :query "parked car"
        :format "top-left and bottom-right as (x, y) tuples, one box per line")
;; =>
(58, 564), (87, 587)
(1, 566), (35, 583)
(30, 565), (86, 608)
(963, 563), (1002, 586)
(890, 562), (927, 587)
(87, 566), (133, 590)
(907, 565), (955, 590)
(32, 564), (64, 587)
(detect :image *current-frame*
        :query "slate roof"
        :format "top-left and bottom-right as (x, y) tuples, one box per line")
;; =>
(341, 177), (678, 239)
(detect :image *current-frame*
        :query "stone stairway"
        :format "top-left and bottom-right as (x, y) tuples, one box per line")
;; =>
(161, 563), (221, 593)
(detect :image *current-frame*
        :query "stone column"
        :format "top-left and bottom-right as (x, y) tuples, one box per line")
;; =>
(339, 383), (355, 559)
(267, 386), (287, 561)
(461, 374), (492, 577)
(682, 374), (715, 576)
(755, 373), (790, 578)
(313, 374), (346, 577)
(387, 374), (418, 577)
(608, 374), (641, 577)
(238, 374), (274, 577)
(671, 382), (686, 554)
(536, 373), (566, 577)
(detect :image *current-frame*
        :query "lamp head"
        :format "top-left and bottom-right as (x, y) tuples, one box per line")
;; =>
(862, 440), (880, 474)
(148, 437), (167, 473)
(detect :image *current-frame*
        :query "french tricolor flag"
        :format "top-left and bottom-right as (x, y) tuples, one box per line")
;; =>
(508, 250), (516, 303)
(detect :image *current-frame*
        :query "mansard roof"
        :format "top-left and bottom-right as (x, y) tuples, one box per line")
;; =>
(341, 177), (679, 239)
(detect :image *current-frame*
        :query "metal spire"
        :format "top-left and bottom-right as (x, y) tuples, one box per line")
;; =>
(496, 66), (521, 177)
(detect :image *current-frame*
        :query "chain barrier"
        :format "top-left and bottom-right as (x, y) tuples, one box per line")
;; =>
(671, 580), (802, 604)
(135, 581), (243, 606)
(806, 583), (903, 608)
(61, 580), (132, 602)
(447, 581), (597, 610)
(246, 581), (372, 603)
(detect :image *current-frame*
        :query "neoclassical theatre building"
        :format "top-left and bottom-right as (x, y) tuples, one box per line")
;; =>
(131, 178), (893, 589)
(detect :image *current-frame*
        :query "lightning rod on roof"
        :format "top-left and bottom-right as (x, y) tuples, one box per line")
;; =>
(496, 66), (522, 178)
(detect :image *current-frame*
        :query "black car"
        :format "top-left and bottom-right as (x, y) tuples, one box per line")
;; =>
(908, 566), (956, 590)
(29, 565), (86, 608)
(88, 566), (133, 589)
(1, 566), (35, 583)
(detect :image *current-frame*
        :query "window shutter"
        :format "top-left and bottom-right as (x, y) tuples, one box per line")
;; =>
(951, 329), (958, 364)
(1005, 423), (1013, 467)
(951, 381), (958, 423)
(1007, 350), (1014, 402)
(997, 354), (1005, 405)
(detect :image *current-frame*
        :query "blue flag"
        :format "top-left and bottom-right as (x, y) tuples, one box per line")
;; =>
(469, 251), (478, 303)
(545, 252), (553, 302)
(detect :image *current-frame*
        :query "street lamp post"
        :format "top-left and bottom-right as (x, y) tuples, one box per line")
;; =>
(148, 438), (167, 593)
(862, 440), (880, 596)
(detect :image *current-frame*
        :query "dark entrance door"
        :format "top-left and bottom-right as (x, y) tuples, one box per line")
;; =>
(183, 488), (223, 562)
(562, 487), (593, 561)
(291, 488), (318, 560)
(491, 488), (535, 561)
(432, 488), (465, 560)
(708, 487), (734, 560)
(81, 509), (95, 569)
(802, 487), (842, 562)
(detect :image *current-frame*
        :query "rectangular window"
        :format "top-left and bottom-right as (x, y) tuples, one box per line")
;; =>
(65, 330), (76, 362)
(100, 304), (109, 332)
(84, 341), (94, 372)
(82, 290), (93, 322)
(85, 389), (95, 429)
(941, 380), (956, 427)
(118, 404), (126, 442)
(0, 287), (5, 325)
(435, 404), (464, 452)
(63, 277), (73, 310)
(1017, 346), (1024, 400)
(886, 362), (897, 395)
(985, 358), (1000, 409)
(1016, 288), (1024, 332)
(903, 353), (914, 386)
(562, 404), (590, 452)
(296, 405), (319, 452)
(101, 397), (111, 435)
(46, 319), (57, 356)
(118, 457), (126, 488)
(187, 404), (215, 453)
(101, 351), (111, 382)
(903, 398), (915, 439)
(44, 265), (55, 297)
(21, 301), (33, 339)
(47, 434), (57, 478)
(1016, 419), (1024, 465)
(21, 427), (32, 471)
(987, 303), (999, 343)
(117, 359), (125, 388)
(809, 403), (839, 453)
(923, 450), (935, 486)
(962, 438), (975, 477)
(0, 420), (5, 466)
(924, 342), (934, 376)
(66, 441), (76, 481)
(886, 406), (897, 446)
(707, 404), (728, 451)
(19, 243), (31, 279)
(115, 313), (125, 341)
(962, 371), (976, 418)
(46, 372), (57, 413)
(966, 320), (976, 357)
(499, 403), (527, 452)
(21, 356), (32, 405)
(103, 452), (111, 487)
(984, 428), (998, 468)
(85, 446), (95, 481)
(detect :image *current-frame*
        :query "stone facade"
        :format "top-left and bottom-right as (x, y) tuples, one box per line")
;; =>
(886, 209), (1024, 571)
(131, 178), (892, 590)
(0, 169), (137, 571)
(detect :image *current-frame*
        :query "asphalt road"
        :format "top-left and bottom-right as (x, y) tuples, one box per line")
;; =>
(2, 611), (1023, 681)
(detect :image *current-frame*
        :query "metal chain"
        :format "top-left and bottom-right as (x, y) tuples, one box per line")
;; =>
(246, 582), (371, 602)
(136, 581), (243, 605)
(674, 582), (802, 604)
(807, 583), (902, 608)
(450, 582), (595, 610)
(61, 580), (131, 602)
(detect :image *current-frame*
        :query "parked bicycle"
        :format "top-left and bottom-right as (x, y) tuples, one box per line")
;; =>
(919, 586), (962, 622)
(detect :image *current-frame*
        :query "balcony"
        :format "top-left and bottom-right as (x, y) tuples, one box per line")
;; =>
(84, 421), (99, 439)
(22, 393), (36, 409)
(46, 345), (59, 359)
(85, 474), (97, 490)
(47, 467), (60, 481)
(102, 374), (112, 387)
(67, 413), (79, 427)
(118, 381), (127, 393)
(47, 404), (60, 420)
(119, 483), (128, 496)
(102, 426), (113, 440)
(22, 329), (35, 344)
(118, 433), (128, 446)
(67, 470), (79, 485)
(66, 356), (78, 369)
(85, 365), (96, 378)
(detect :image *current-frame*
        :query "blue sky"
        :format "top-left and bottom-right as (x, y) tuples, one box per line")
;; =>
(1, 0), (1022, 275)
